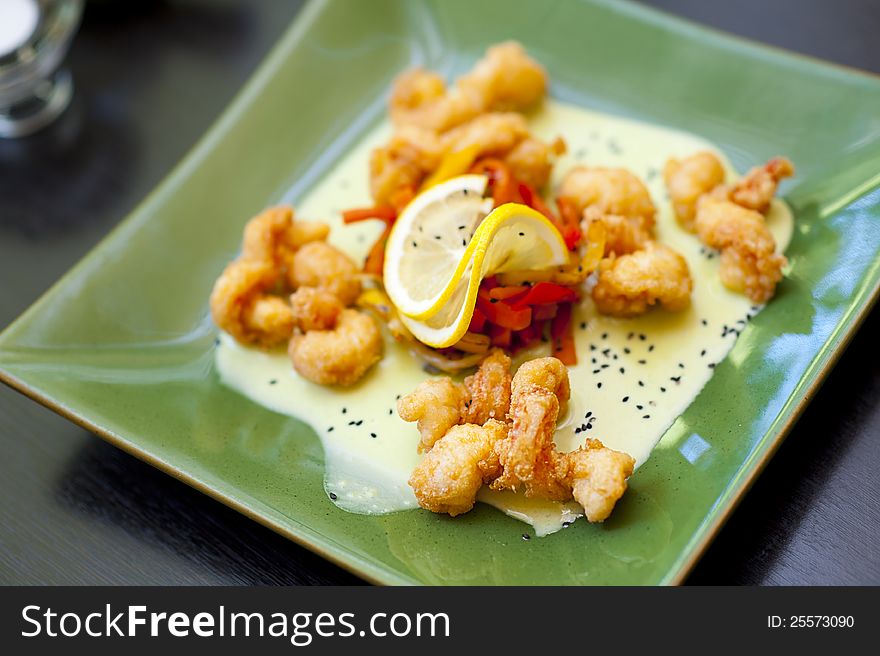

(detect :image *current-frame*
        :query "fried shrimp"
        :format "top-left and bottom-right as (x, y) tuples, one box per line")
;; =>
(491, 359), (635, 519)
(398, 377), (466, 453)
(389, 41), (546, 133)
(663, 151), (726, 230)
(288, 308), (383, 386)
(510, 356), (570, 405)
(289, 287), (343, 332)
(558, 166), (656, 223)
(565, 440), (635, 522)
(728, 156), (795, 214)
(241, 206), (330, 270)
(695, 196), (786, 303)
(408, 420), (507, 516)
(592, 242), (693, 317)
(581, 207), (653, 256)
(369, 126), (444, 206)
(462, 349), (512, 425)
(210, 259), (294, 347)
(290, 241), (362, 307)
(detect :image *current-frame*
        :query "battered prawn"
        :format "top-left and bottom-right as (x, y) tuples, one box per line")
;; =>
(398, 377), (466, 453)
(289, 286), (343, 332)
(389, 41), (546, 133)
(209, 259), (294, 348)
(491, 359), (635, 520)
(592, 242), (693, 317)
(694, 196), (786, 303)
(663, 151), (726, 230)
(398, 349), (511, 451)
(241, 206), (330, 269)
(510, 356), (570, 405)
(290, 241), (362, 307)
(558, 166), (656, 223)
(369, 125), (443, 206)
(461, 349), (512, 425)
(728, 156), (795, 214)
(288, 308), (383, 387)
(581, 207), (652, 256)
(408, 420), (507, 516)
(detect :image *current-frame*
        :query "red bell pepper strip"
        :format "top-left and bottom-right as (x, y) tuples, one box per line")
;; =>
(488, 323), (512, 348)
(471, 158), (517, 206)
(532, 303), (558, 321)
(517, 182), (556, 223)
(476, 290), (533, 331)
(550, 303), (577, 365)
(513, 281), (578, 307)
(363, 225), (392, 275)
(342, 206), (396, 224)
(489, 285), (530, 302)
(468, 307), (487, 333)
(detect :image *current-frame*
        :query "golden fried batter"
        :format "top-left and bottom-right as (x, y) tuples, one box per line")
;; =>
(398, 377), (466, 453)
(504, 136), (556, 189)
(290, 241), (362, 307)
(288, 308), (383, 387)
(369, 125), (444, 206)
(592, 242), (693, 317)
(390, 41), (546, 133)
(462, 349), (512, 425)
(565, 439), (635, 522)
(728, 156), (794, 214)
(559, 166), (656, 223)
(663, 151), (726, 231)
(289, 287), (343, 332)
(695, 196), (786, 303)
(582, 207), (653, 256)
(408, 420), (508, 516)
(510, 356), (570, 405)
(210, 259), (294, 348)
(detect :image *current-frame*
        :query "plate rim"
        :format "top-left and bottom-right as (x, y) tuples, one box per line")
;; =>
(1, 0), (879, 586)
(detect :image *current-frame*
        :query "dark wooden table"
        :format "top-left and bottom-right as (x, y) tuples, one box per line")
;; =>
(1, 0), (877, 585)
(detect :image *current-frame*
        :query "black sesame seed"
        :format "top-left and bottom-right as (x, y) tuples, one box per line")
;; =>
(701, 319), (708, 326)
(671, 376), (681, 383)
(269, 379), (278, 385)
(619, 367), (625, 374)
(589, 344), (596, 351)
(581, 424), (588, 431)
(636, 404), (644, 410)
(648, 344), (655, 352)
(592, 369), (601, 374)
(591, 358), (597, 364)
(639, 333), (646, 341)
(678, 363), (685, 369)
(348, 420), (356, 426)
(613, 354), (618, 360)
(388, 408), (393, 415)
(370, 432), (377, 438)
(601, 364), (609, 369)
(462, 238), (467, 246)
(638, 380), (645, 387)
(395, 394), (401, 400)
(575, 427), (582, 434)
(700, 349), (707, 357)
(638, 359), (646, 365)
(708, 363), (716, 368)
(412, 241), (418, 248)
(458, 225), (466, 230)
(585, 411), (592, 418)
(327, 427), (334, 432)
(518, 232), (525, 236)
(642, 414), (651, 419)
(355, 420), (363, 426)
(622, 396), (629, 402)
(624, 347), (631, 354)
(597, 382), (602, 389)
(602, 348), (611, 356)
(660, 386), (666, 393)
(601, 332), (608, 339)
(627, 332), (634, 340)
(435, 235), (442, 240)
(329, 492), (338, 500)
(579, 322), (587, 330)
(586, 423), (593, 430)
(342, 407), (347, 414)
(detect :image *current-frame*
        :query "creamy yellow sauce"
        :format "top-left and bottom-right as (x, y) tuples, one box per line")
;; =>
(216, 99), (793, 536)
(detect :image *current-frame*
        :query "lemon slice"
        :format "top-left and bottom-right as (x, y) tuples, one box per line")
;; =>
(384, 174), (495, 320)
(394, 201), (571, 348)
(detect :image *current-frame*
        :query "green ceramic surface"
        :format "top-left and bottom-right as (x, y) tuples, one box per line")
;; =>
(1, 0), (879, 585)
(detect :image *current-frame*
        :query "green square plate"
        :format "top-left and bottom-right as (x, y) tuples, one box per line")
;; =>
(1, 0), (879, 585)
